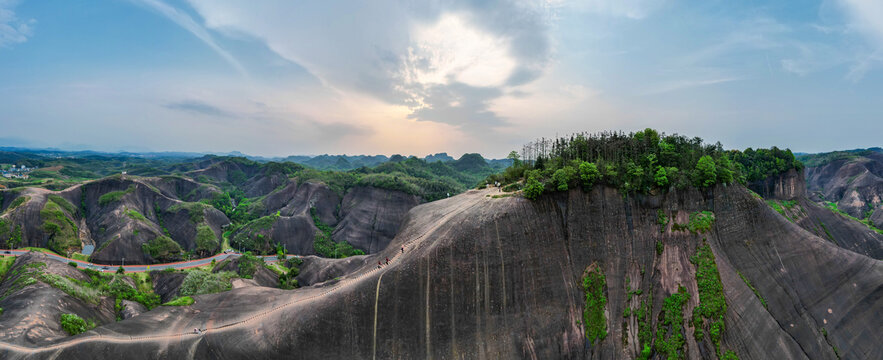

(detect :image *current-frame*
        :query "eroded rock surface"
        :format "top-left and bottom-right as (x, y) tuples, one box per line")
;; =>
(3, 186), (877, 359)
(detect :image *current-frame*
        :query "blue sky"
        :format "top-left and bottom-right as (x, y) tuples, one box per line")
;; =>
(1, 0), (881, 158)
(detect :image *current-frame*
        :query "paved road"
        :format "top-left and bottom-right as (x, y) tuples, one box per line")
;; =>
(0, 249), (296, 273)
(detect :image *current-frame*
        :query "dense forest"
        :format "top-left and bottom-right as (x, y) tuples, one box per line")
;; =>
(484, 129), (803, 199)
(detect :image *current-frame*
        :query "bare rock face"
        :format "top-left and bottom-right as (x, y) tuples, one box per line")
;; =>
(119, 300), (146, 320)
(262, 180), (340, 225)
(15, 186), (879, 360)
(0, 253), (116, 347)
(747, 169), (883, 259)
(793, 198), (883, 259)
(295, 255), (368, 287)
(149, 270), (187, 303)
(268, 215), (319, 255)
(749, 167), (806, 200)
(871, 208), (883, 229)
(805, 152), (883, 218)
(234, 185), (420, 255)
(332, 186), (421, 253)
(141, 176), (221, 203)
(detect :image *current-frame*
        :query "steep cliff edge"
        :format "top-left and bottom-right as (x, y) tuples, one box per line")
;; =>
(754, 169), (883, 259)
(6, 185), (878, 359)
(804, 152), (883, 218)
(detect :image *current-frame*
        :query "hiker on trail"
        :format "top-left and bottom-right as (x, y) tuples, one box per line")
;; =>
(401, 246), (404, 254)
(385, 257), (389, 265)
(378, 261), (382, 269)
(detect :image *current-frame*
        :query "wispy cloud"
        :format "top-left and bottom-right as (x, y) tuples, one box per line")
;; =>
(557, 0), (666, 19)
(130, 0), (246, 76)
(642, 77), (742, 95)
(0, 0), (34, 48)
(165, 100), (234, 118)
(837, 0), (883, 81)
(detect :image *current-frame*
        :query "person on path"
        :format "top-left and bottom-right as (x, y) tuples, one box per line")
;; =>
(378, 261), (382, 269)
(385, 257), (389, 265)
(401, 246), (404, 254)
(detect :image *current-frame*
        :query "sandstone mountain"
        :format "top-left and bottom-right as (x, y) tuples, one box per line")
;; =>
(1, 177), (878, 359)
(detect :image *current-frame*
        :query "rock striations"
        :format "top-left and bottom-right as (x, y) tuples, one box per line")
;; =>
(1, 183), (879, 359)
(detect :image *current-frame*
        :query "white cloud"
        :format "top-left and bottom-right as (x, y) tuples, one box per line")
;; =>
(0, 0), (34, 48)
(406, 14), (517, 88)
(181, 0), (553, 132)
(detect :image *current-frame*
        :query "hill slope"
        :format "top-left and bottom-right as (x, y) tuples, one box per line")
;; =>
(2, 184), (879, 359)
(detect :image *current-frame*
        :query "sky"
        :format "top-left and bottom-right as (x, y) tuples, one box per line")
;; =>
(0, 0), (882, 158)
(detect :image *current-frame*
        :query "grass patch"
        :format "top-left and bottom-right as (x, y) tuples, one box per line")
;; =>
(195, 224), (219, 254)
(70, 253), (89, 261)
(766, 200), (798, 222)
(178, 270), (235, 296)
(737, 271), (767, 309)
(163, 296), (194, 306)
(4, 195), (29, 214)
(670, 211), (716, 234)
(819, 221), (835, 242)
(60, 313), (95, 336)
(98, 185), (135, 206)
(141, 235), (183, 261)
(687, 211), (715, 234)
(691, 243), (728, 353)
(231, 213), (279, 253)
(237, 252), (261, 279)
(40, 199), (80, 254)
(823, 201), (883, 235)
(127, 272), (154, 294)
(168, 202), (210, 224)
(657, 209), (669, 232)
(48, 195), (77, 215)
(125, 209), (148, 222)
(635, 296), (653, 360)
(310, 207), (363, 258)
(655, 285), (690, 359)
(581, 265), (607, 345)
(0, 256), (16, 279)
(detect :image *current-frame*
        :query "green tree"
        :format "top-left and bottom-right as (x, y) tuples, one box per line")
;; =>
(654, 166), (669, 188)
(238, 252), (259, 279)
(578, 162), (601, 190)
(523, 172), (545, 200)
(694, 155), (718, 188)
(507, 151), (522, 167)
(716, 155), (735, 184)
(552, 166), (575, 191)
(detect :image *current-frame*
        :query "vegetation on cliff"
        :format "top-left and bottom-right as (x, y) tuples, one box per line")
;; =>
(691, 243), (727, 353)
(40, 197), (80, 254)
(655, 285), (690, 359)
(581, 265), (608, 345)
(60, 313), (95, 336)
(485, 129), (802, 199)
(311, 207), (363, 258)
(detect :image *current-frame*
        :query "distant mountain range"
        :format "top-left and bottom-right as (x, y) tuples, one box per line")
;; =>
(0, 147), (512, 171)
